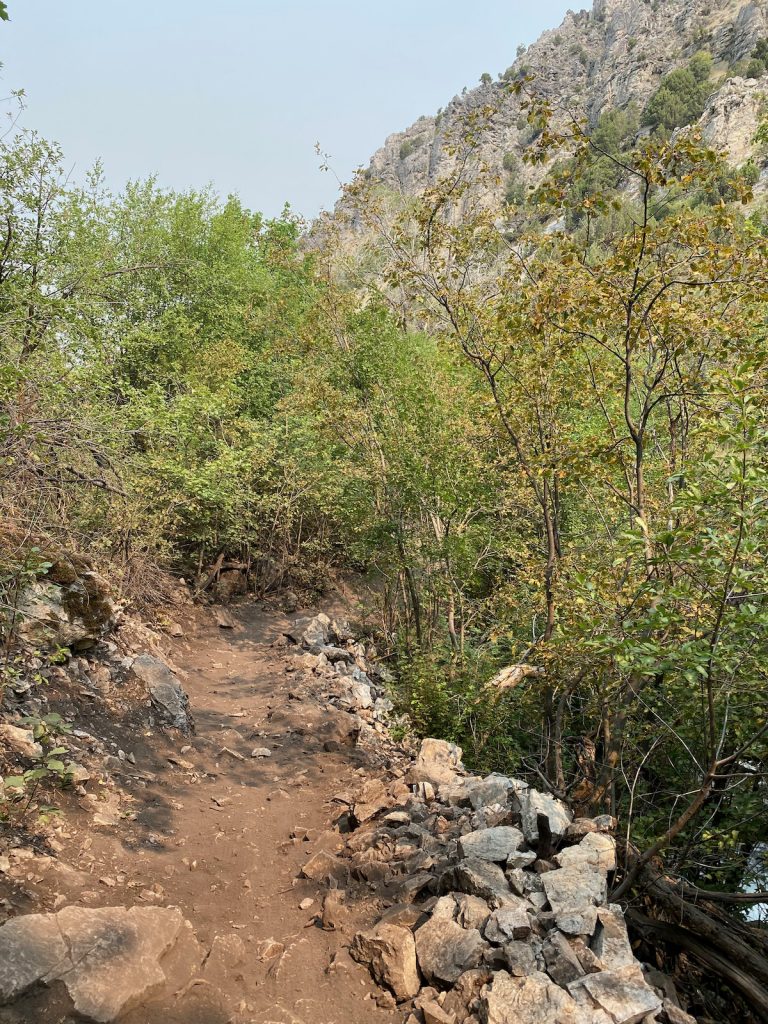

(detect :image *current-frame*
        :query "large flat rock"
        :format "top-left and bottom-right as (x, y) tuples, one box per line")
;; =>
(0, 906), (193, 1022)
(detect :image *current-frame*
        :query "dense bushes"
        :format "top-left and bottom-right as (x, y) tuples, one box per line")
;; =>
(0, 130), (349, 604)
(345, 99), (768, 915)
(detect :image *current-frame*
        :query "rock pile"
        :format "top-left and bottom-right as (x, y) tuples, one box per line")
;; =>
(286, 614), (694, 1024)
(282, 612), (397, 746)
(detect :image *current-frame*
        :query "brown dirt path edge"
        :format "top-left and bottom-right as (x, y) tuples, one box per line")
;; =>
(0, 604), (401, 1024)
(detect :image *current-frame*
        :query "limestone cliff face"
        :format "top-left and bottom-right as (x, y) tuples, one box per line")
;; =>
(358, 0), (768, 207)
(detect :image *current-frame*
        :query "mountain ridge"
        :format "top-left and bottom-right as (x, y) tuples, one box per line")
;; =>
(355, 0), (768, 210)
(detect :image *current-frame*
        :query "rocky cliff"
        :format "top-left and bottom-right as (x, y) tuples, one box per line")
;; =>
(357, 0), (768, 210)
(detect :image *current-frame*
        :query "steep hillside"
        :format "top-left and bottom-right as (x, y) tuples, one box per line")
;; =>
(359, 0), (768, 208)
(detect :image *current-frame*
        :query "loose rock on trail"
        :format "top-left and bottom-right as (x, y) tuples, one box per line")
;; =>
(0, 602), (402, 1024)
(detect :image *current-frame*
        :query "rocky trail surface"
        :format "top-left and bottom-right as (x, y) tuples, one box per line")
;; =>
(0, 601), (403, 1024)
(0, 598), (696, 1024)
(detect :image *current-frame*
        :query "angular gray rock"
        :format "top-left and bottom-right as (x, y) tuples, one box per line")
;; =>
(590, 907), (635, 971)
(299, 613), (333, 652)
(415, 914), (487, 985)
(484, 903), (532, 944)
(0, 906), (191, 1022)
(518, 790), (572, 844)
(507, 850), (537, 871)
(542, 930), (585, 986)
(0, 914), (69, 1002)
(455, 893), (492, 931)
(0, 723), (43, 759)
(569, 964), (662, 1023)
(556, 832), (616, 874)
(541, 865), (606, 917)
(563, 815), (616, 842)
(15, 575), (115, 651)
(442, 967), (492, 1022)
(480, 969), (592, 1024)
(411, 737), (464, 787)
(458, 826), (523, 863)
(350, 923), (420, 1001)
(502, 941), (537, 977)
(468, 774), (517, 810)
(129, 654), (193, 733)
(440, 858), (511, 902)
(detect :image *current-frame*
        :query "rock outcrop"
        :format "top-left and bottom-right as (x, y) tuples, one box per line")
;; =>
(333, 0), (768, 230)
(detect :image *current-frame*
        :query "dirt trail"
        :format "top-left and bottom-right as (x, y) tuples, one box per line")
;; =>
(1, 603), (401, 1024)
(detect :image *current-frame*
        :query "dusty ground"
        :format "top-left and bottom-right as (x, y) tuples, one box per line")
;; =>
(0, 602), (402, 1024)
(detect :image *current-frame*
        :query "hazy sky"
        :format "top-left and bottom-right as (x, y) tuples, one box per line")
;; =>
(1, 1), (575, 219)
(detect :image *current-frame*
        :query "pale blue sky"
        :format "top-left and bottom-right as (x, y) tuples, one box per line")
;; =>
(1, 1), (575, 218)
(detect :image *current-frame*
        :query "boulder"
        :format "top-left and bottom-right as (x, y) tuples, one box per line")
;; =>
(350, 923), (420, 1001)
(415, 915), (487, 985)
(0, 913), (69, 1002)
(0, 723), (43, 759)
(442, 968), (492, 1022)
(556, 832), (616, 874)
(410, 737), (464, 787)
(15, 575), (115, 652)
(0, 906), (191, 1022)
(555, 907), (599, 938)
(353, 778), (392, 823)
(440, 859), (511, 902)
(421, 999), (456, 1024)
(342, 675), (374, 711)
(322, 646), (355, 664)
(569, 964), (662, 1024)
(455, 894), (493, 931)
(542, 930), (585, 986)
(663, 1001), (698, 1024)
(502, 941), (537, 977)
(518, 790), (572, 845)
(507, 850), (537, 871)
(129, 654), (194, 733)
(563, 815), (616, 842)
(300, 849), (348, 883)
(484, 903), (532, 943)
(300, 613), (333, 652)
(590, 907), (635, 970)
(480, 970), (585, 1024)
(458, 827), (524, 863)
(469, 774), (519, 810)
(540, 866), (606, 917)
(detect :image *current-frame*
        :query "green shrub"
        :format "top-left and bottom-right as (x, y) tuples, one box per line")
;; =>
(502, 151), (518, 173)
(642, 51), (713, 131)
(399, 138), (419, 160)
